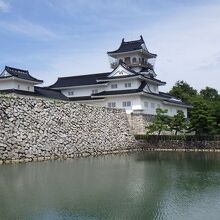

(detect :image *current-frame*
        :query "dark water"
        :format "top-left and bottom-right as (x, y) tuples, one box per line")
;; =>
(1, 152), (220, 220)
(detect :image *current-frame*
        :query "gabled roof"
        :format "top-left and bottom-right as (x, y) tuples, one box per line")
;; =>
(50, 62), (165, 89)
(49, 72), (110, 88)
(107, 35), (157, 58)
(0, 66), (43, 83)
(34, 87), (68, 100)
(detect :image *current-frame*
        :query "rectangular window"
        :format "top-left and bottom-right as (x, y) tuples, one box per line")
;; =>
(108, 102), (116, 108)
(125, 83), (131, 88)
(157, 104), (161, 109)
(17, 84), (20, 89)
(27, 86), (30, 91)
(144, 101), (149, 108)
(122, 101), (131, 107)
(111, 84), (117, 89)
(151, 103), (155, 108)
(92, 89), (98, 94)
(124, 57), (131, 64)
(68, 91), (74, 96)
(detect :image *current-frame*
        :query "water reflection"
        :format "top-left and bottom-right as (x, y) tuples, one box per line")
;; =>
(1, 152), (220, 220)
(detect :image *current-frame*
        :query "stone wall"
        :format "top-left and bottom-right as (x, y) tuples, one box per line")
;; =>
(137, 139), (220, 151)
(0, 95), (136, 164)
(127, 113), (154, 134)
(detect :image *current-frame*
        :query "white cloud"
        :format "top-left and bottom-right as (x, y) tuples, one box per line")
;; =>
(2, 1), (220, 92)
(0, 0), (10, 12)
(140, 3), (220, 91)
(43, 1), (220, 91)
(0, 19), (57, 40)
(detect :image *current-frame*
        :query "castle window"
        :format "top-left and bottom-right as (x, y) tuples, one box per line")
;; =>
(144, 101), (149, 108)
(17, 84), (20, 89)
(108, 102), (116, 108)
(122, 101), (131, 107)
(124, 57), (131, 64)
(111, 84), (117, 89)
(92, 89), (98, 94)
(151, 103), (155, 108)
(132, 57), (137, 63)
(68, 91), (74, 96)
(27, 86), (30, 91)
(125, 83), (131, 88)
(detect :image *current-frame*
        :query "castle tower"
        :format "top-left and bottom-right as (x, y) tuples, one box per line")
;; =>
(107, 35), (157, 76)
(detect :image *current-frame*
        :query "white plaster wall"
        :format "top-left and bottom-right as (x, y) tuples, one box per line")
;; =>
(106, 79), (141, 91)
(15, 80), (35, 92)
(79, 95), (142, 114)
(0, 80), (35, 92)
(143, 83), (159, 94)
(61, 79), (142, 97)
(0, 70), (11, 77)
(76, 95), (188, 117)
(104, 96), (142, 114)
(0, 81), (15, 90)
(62, 85), (106, 97)
(140, 96), (187, 117)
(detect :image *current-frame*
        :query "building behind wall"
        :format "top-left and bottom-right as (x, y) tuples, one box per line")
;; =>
(49, 36), (191, 133)
(0, 36), (192, 134)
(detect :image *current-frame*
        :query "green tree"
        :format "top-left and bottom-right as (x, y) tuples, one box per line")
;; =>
(169, 80), (197, 103)
(200, 86), (219, 101)
(146, 108), (171, 135)
(188, 100), (218, 135)
(170, 110), (187, 135)
(212, 100), (220, 133)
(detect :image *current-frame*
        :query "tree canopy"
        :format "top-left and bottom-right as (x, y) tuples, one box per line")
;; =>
(200, 87), (219, 101)
(169, 80), (197, 103)
(169, 82), (220, 135)
(146, 82), (219, 136)
(146, 108), (187, 135)
(146, 108), (170, 135)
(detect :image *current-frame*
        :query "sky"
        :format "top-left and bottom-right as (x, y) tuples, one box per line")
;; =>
(0, 0), (220, 92)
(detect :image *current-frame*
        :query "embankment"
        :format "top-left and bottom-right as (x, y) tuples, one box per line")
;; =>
(0, 95), (136, 164)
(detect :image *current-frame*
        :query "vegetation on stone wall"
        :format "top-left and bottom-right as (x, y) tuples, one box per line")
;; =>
(145, 108), (188, 135)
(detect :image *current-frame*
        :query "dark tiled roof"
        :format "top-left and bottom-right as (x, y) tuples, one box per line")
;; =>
(0, 87), (68, 100)
(69, 96), (105, 101)
(1, 66), (43, 83)
(97, 74), (139, 81)
(143, 76), (166, 85)
(92, 89), (141, 97)
(50, 62), (165, 89)
(0, 89), (42, 97)
(140, 66), (154, 72)
(34, 87), (68, 100)
(107, 36), (157, 57)
(49, 72), (110, 88)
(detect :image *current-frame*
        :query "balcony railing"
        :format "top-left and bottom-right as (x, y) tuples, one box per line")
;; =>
(110, 60), (154, 70)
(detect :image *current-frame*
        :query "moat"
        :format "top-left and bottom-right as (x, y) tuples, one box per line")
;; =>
(1, 151), (220, 220)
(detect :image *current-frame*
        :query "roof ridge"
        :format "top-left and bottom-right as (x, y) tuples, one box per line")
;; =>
(5, 66), (28, 73)
(123, 39), (143, 43)
(58, 72), (111, 79)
